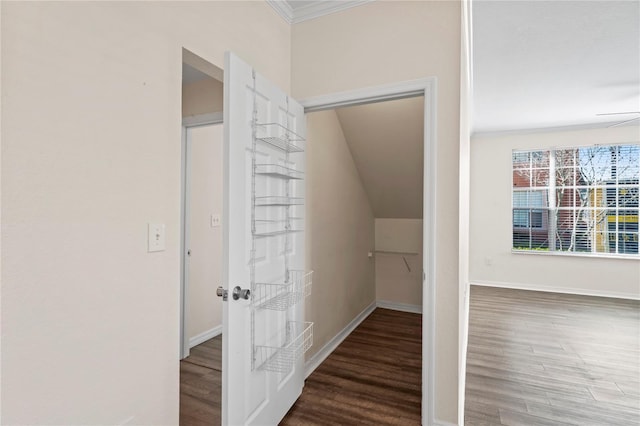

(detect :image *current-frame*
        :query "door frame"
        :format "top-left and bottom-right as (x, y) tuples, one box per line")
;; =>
(180, 112), (224, 359)
(299, 77), (437, 426)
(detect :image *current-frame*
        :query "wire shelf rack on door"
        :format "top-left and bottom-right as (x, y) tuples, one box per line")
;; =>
(255, 196), (304, 206)
(255, 123), (305, 153)
(255, 163), (304, 180)
(249, 101), (313, 372)
(255, 321), (314, 373)
(254, 270), (313, 310)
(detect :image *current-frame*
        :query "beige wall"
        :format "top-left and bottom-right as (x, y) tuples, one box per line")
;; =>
(1, 2), (289, 424)
(186, 125), (223, 341)
(470, 126), (640, 299)
(182, 78), (224, 118)
(305, 110), (376, 360)
(293, 2), (462, 422)
(375, 219), (423, 306)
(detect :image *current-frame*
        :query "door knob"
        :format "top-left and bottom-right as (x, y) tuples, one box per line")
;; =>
(232, 286), (251, 301)
(216, 286), (228, 301)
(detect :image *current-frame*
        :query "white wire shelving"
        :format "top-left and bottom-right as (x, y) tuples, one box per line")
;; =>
(249, 110), (312, 373)
(253, 219), (303, 237)
(255, 164), (304, 180)
(254, 270), (313, 310)
(255, 321), (313, 373)
(255, 196), (304, 206)
(255, 123), (305, 153)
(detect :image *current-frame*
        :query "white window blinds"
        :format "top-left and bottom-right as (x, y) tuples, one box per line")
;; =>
(512, 144), (639, 256)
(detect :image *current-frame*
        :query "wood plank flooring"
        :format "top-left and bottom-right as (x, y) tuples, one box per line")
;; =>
(179, 308), (421, 425)
(180, 336), (222, 426)
(281, 308), (422, 425)
(465, 286), (640, 426)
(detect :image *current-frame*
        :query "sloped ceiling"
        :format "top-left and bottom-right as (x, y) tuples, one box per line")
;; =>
(473, 0), (640, 132)
(336, 97), (424, 219)
(182, 63), (210, 85)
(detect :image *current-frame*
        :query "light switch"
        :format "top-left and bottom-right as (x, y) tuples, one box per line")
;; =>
(148, 223), (166, 252)
(211, 214), (221, 228)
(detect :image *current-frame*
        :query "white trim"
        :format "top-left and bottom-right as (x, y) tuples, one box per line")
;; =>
(182, 112), (223, 127)
(301, 78), (430, 112)
(189, 325), (223, 348)
(471, 280), (640, 301)
(290, 0), (374, 24)
(304, 301), (376, 378)
(266, 0), (293, 24)
(423, 80), (437, 426)
(180, 125), (190, 360)
(266, 0), (374, 25)
(473, 121), (640, 139)
(512, 249), (639, 261)
(300, 77), (437, 426)
(458, 2), (473, 424)
(376, 300), (422, 314)
(433, 420), (458, 426)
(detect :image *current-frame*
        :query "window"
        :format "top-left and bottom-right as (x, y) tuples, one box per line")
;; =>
(512, 144), (639, 256)
(513, 190), (546, 228)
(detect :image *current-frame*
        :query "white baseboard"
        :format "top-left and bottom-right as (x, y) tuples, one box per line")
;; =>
(376, 300), (422, 314)
(433, 420), (457, 426)
(189, 325), (222, 348)
(471, 280), (640, 301)
(304, 301), (376, 378)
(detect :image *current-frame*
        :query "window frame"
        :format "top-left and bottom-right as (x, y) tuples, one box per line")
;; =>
(511, 144), (639, 259)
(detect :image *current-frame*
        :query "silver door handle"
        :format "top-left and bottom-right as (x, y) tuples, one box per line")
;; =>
(216, 286), (228, 301)
(232, 286), (251, 301)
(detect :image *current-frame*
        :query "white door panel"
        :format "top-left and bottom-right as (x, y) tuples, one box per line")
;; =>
(222, 51), (309, 426)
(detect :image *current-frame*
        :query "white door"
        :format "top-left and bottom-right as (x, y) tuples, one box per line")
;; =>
(222, 52), (309, 425)
(185, 124), (224, 352)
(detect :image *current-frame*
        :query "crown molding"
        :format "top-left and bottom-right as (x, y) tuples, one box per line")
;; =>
(472, 121), (640, 139)
(267, 1), (374, 25)
(267, 0), (294, 24)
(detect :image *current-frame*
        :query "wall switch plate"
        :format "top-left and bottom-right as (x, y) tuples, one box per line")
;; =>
(148, 223), (166, 252)
(211, 214), (221, 228)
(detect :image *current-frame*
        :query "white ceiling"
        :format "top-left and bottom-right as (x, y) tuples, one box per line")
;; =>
(472, 0), (640, 133)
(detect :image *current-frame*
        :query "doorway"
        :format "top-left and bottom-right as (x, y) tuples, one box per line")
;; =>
(177, 50), (437, 423)
(179, 51), (225, 425)
(300, 79), (437, 424)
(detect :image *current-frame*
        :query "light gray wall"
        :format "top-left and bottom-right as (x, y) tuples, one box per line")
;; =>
(1, 2), (290, 423)
(305, 109), (376, 361)
(375, 219), (423, 307)
(470, 125), (640, 299)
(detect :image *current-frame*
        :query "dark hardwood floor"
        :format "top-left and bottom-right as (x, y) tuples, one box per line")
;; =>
(180, 336), (222, 426)
(465, 285), (640, 426)
(281, 308), (422, 425)
(180, 289), (639, 426)
(179, 308), (422, 425)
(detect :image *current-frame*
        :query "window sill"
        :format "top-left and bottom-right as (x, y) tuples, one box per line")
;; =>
(511, 249), (639, 261)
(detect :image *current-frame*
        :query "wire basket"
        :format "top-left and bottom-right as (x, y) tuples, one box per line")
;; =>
(254, 270), (313, 310)
(255, 196), (304, 206)
(253, 219), (303, 238)
(255, 123), (305, 153)
(255, 321), (313, 373)
(255, 163), (304, 180)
